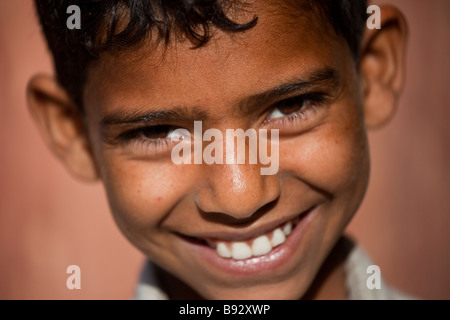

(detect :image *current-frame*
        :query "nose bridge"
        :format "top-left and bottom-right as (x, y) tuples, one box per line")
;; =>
(196, 161), (281, 220)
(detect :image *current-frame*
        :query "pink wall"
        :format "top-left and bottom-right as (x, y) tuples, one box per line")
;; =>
(0, 0), (448, 299)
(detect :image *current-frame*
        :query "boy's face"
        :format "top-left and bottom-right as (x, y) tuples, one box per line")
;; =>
(82, 4), (370, 299)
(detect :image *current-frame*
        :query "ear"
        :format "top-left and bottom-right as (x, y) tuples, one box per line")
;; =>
(27, 74), (99, 181)
(359, 6), (408, 128)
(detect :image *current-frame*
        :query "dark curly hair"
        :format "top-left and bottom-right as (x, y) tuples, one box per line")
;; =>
(34, 0), (368, 110)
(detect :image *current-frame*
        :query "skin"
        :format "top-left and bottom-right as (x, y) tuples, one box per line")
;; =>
(27, 3), (407, 299)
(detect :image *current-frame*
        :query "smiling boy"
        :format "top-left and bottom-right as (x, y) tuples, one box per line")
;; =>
(28, 0), (408, 299)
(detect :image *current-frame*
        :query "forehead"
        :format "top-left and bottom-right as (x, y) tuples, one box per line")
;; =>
(84, 2), (349, 117)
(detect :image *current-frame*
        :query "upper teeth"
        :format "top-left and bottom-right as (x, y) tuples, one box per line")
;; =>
(213, 221), (293, 260)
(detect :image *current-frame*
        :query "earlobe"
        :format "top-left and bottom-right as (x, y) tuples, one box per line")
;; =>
(27, 74), (99, 181)
(360, 6), (408, 129)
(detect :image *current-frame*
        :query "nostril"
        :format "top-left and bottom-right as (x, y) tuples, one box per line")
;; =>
(198, 197), (279, 226)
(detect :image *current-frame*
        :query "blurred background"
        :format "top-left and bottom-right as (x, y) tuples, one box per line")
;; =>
(0, 0), (449, 299)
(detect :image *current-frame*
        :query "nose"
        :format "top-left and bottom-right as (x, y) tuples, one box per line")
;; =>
(195, 162), (281, 222)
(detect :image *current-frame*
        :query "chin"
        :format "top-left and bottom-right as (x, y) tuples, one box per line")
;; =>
(197, 278), (309, 300)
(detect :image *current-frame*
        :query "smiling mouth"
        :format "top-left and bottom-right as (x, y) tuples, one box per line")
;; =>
(210, 218), (298, 260)
(181, 212), (307, 261)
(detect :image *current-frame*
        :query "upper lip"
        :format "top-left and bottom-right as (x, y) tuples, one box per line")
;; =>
(174, 207), (312, 242)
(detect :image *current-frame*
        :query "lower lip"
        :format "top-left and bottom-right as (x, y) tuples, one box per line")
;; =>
(182, 207), (316, 276)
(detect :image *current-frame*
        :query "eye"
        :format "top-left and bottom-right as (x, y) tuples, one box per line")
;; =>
(267, 95), (318, 121)
(121, 125), (183, 141)
(263, 93), (329, 133)
(116, 124), (190, 157)
(139, 125), (173, 139)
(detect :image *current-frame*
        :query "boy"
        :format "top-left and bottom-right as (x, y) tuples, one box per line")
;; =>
(28, 0), (408, 299)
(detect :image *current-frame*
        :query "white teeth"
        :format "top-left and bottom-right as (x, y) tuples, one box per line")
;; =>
(283, 222), (292, 236)
(251, 236), (272, 256)
(216, 242), (232, 258)
(271, 228), (286, 247)
(215, 220), (295, 260)
(231, 242), (253, 260)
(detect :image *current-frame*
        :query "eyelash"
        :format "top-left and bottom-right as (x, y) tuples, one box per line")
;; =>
(118, 126), (175, 154)
(129, 138), (171, 154)
(264, 93), (328, 127)
(117, 93), (328, 154)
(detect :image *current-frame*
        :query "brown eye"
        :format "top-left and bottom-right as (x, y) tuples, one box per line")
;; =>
(268, 98), (308, 120)
(139, 125), (173, 139)
(267, 93), (326, 120)
(120, 125), (176, 141)
(281, 100), (312, 114)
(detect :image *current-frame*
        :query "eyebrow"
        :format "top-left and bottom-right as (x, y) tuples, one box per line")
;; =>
(100, 67), (339, 128)
(101, 107), (208, 127)
(238, 67), (339, 114)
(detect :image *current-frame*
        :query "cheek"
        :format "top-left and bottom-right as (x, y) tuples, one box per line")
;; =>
(280, 108), (370, 198)
(99, 157), (189, 241)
